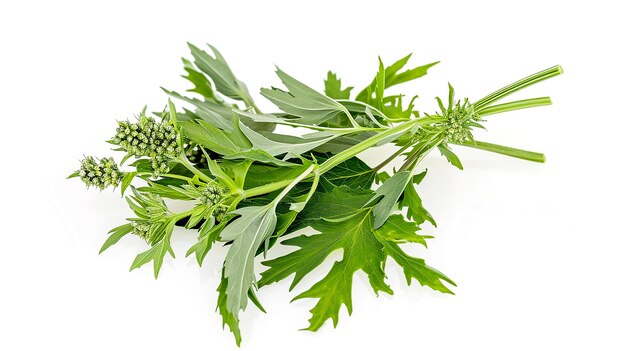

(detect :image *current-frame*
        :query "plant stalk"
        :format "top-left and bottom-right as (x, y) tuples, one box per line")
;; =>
(477, 97), (552, 116)
(176, 154), (213, 183)
(453, 140), (545, 163)
(474, 65), (562, 111)
(244, 117), (434, 198)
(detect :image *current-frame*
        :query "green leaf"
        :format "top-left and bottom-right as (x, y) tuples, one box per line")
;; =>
(221, 205), (278, 313)
(375, 171), (391, 184)
(238, 121), (336, 157)
(261, 182), (454, 331)
(188, 43), (253, 103)
(382, 94), (418, 121)
(374, 58), (385, 109)
(261, 67), (351, 125)
(402, 177), (437, 227)
(374, 214), (431, 246)
(438, 143), (464, 170)
(356, 54), (439, 102)
(185, 205), (210, 229)
(288, 170), (320, 213)
(386, 60), (439, 87)
(222, 165), (313, 314)
(219, 159), (253, 189)
(180, 120), (250, 156)
(206, 157), (239, 192)
(324, 71), (352, 99)
(261, 202), (391, 330)
(186, 218), (226, 266)
(223, 149), (299, 167)
(129, 221), (175, 278)
(163, 89), (236, 131)
(120, 172), (137, 196)
(216, 273), (242, 346)
(369, 170), (414, 229)
(291, 185), (374, 229)
(318, 155), (375, 190)
(374, 231), (455, 294)
(244, 163), (312, 189)
(129, 159), (153, 173)
(99, 223), (133, 254)
(181, 57), (216, 100)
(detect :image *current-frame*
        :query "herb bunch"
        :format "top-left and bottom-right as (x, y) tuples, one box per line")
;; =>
(70, 43), (561, 345)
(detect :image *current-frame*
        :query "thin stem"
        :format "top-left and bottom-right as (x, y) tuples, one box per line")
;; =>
(271, 164), (315, 206)
(399, 135), (445, 171)
(243, 117), (435, 198)
(318, 117), (436, 174)
(268, 119), (381, 134)
(478, 97), (552, 116)
(474, 65), (563, 111)
(136, 172), (202, 185)
(176, 154), (213, 183)
(242, 178), (295, 198)
(337, 99), (388, 121)
(373, 143), (412, 172)
(242, 95), (263, 115)
(170, 208), (197, 221)
(235, 110), (384, 133)
(453, 140), (545, 163)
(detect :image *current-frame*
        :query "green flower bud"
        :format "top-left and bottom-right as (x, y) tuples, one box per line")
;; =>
(111, 113), (182, 174)
(438, 95), (482, 144)
(213, 206), (227, 222)
(200, 184), (226, 207)
(131, 221), (152, 241)
(78, 156), (124, 190)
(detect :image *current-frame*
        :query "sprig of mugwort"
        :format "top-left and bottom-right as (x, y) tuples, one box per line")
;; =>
(69, 42), (562, 345)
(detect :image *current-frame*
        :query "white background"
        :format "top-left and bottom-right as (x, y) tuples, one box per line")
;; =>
(1, 1), (624, 350)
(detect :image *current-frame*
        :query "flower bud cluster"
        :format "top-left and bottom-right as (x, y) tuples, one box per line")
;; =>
(111, 114), (182, 174)
(200, 185), (227, 221)
(441, 98), (482, 144)
(200, 185), (225, 207)
(131, 221), (152, 241)
(78, 156), (124, 190)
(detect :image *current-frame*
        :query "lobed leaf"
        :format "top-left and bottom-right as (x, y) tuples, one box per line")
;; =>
(261, 67), (352, 125)
(324, 71), (353, 99)
(188, 43), (254, 103)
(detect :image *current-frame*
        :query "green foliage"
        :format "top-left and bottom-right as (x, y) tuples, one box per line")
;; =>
(260, 186), (452, 330)
(261, 67), (353, 125)
(324, 71), (353, 99)
(187, 43), (254, 104)
(69, 41), (561, 345)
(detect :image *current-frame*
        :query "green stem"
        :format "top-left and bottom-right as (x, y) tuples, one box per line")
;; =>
(242, 95), (263, 115)
(242, 178), (295, 198)
(453, 140), (545, 163)
(271, 164), (315, 206)
(318, 117), (435, 174)
(136, 172), (202, 185)
(373, 143), (412, 172)
(337, 100), (388, 121)
(176, 154), (213, 183)
(474, 65), (563, 111)
(244, 117), (434, 198)
(170, 208), (196, 221)
(399, 135), (445, 171)
(251, 117), (382, 134)
(477, 97), (552, 116)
